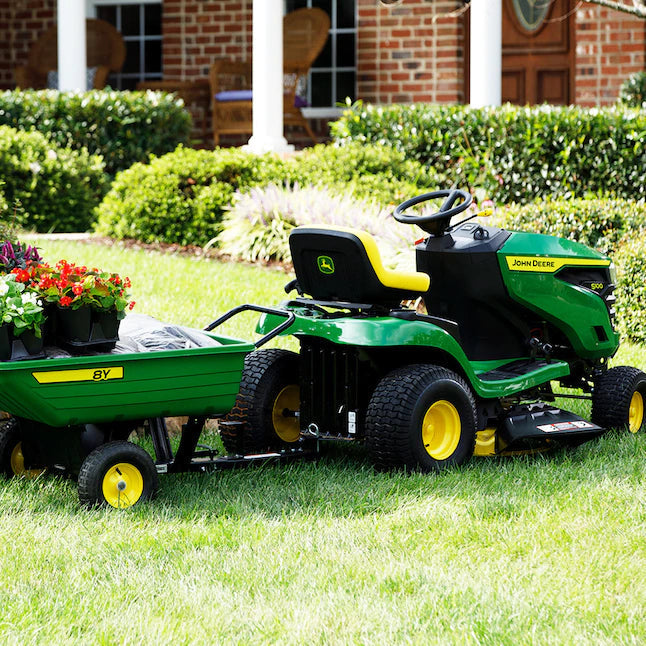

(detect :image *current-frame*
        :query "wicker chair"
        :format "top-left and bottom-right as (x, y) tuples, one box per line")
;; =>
(209, 7), (330, 146)
(14, 19), (126, 90)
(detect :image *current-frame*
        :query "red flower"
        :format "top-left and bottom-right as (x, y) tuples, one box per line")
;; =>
(72, 284), (83, 296)
(59, 296), (73, 307)
(12, 268), (31, 283)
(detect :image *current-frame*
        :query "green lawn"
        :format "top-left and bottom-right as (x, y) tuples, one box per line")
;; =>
(1, 236), (645, 645)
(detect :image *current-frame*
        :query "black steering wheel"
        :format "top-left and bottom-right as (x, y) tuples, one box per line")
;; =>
(393, 189), (472, 236)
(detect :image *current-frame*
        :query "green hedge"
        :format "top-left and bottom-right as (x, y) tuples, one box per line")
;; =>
(95, 143), (438, 246)
(496, 197), (646, 250)
(331, 102), (646, 204)
(614, 236), (646, 345)
(0, 89), (191, 176)
(0, 125), (106, 232)
(619, 71), (646, 108)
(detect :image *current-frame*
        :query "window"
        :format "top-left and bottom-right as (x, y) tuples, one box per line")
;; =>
(285, 0), (356, 109)
(87, 0), (162, 89)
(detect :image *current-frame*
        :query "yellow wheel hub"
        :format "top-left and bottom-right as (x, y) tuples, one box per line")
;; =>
(629, 391), (644, 434)
(422, 400), (461, 460)
(10, 442), (45, 478)
(102, 463), (144, 509)
(272, 385), (300, 443)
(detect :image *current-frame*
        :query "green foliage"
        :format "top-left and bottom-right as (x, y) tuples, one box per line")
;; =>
(0, 125), (106, 233)
(95, 144), (436, 247)
(331, 102), (646, 204)
(496, 197), (646, 251)
(0, 89), (191, 176)
(619, 71), (646, 108)
(614, 236), (646, 345)
(95, 147), (288, 246)
(0, 273), (45, 336)
(295, 142), (441, 205)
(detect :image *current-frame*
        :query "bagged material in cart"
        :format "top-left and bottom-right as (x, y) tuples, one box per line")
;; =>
(114, 314), (222, 353)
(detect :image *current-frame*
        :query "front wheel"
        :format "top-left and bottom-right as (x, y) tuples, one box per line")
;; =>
(78, 441), (159, 509)
(592, 366), (646, 433)
(365, 365), (477, 472)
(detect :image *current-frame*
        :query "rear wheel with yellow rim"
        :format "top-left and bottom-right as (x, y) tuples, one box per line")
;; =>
(0, 418), (46, 478)
(592, 366), (646, 434)
(78, 441), (159, 509)
(222, 349), (301, 454)
(365, 364), (477, 472)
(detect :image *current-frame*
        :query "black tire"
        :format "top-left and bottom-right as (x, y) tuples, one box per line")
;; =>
(0, 418), (46, 478)
(222, 349), (300, 454)
(78, 441), (159, 509)
(365, 364), (477, 472)
(592, 366), (646, 433)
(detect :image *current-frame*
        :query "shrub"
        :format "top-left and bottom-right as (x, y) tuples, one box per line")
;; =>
(331, 102), (646, 204)
(619, 71), (646, 108)
(614, 236), (646, 345)
(95, 144), (438, 247)
(294, 143), (442, 205)
(0, 125), (106, 232)
(496, 197), (646, 251)
(217, 184), (412, 268)
(0, 89), (191, 176)
(95, 147), (289, 246)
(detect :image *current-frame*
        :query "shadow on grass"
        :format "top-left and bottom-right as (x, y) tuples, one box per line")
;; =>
(2, 430), (643, 521)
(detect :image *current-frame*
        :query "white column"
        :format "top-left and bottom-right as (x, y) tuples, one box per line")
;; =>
(244, 0), (294, 154)
(469, 0), (502, 108)
(57, 0), (87, 91)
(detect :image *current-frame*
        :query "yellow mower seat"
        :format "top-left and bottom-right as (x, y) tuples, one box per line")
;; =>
(289, 225), (430, 305)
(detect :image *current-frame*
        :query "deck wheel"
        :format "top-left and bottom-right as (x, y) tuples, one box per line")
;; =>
(78, 441), (159, 509)
(592, 366), (646, 433)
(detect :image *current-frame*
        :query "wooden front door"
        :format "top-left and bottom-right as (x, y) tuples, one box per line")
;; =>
(502, 0), (575, 105)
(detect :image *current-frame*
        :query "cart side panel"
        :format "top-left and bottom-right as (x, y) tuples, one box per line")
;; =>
(0, 339), (253, 426)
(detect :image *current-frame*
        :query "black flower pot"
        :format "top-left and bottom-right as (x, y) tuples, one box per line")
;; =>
(0, 324), (11, 361)
(56, 305), (93, 343)
(94, 310), (120, 341)
(18, 328), (45, 356)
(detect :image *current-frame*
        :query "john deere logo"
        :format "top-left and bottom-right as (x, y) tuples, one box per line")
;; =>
(317, 256), (335, 274)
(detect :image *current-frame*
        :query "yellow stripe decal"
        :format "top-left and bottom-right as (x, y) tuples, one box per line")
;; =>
(505, 256), (610, 273)
(32, 367), (124, 384)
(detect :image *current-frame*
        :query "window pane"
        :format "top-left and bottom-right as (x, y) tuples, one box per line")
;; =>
(336, 71), (355, 103)
(144, 40), (162, 74)
(312, 0), (332, 18)
(121, 4), (141, 36)
(122, 40), (140, 74)
(337, 2), (355, 28)
(313, 38), (331, 68)
(336, 33), (355, 67)
(144, 3), (162, 35)
(96, 6), (117, 24)
(286, 0), (308, 11)
(311, 71), (331, 107)
(119, 77), (139, 91)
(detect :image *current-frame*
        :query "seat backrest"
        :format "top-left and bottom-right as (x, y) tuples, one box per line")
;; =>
(283, 8), (330, 72)
(26, 19), (126, 75)
(289, 226), (427, 306)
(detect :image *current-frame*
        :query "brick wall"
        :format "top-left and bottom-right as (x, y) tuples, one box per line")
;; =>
(161, 0), (251, 82)
(0, 0), (56, 89)
(357, 0), (466, 104)
(575, 4), (646, 106)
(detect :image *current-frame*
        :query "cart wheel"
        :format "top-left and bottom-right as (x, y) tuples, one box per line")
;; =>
(365, 364), (477, 472)
(222, 349), (300, 454)
(78, 441), (159, 509)
(592, 366), (646, 433)
(0, 418), (46, 479)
